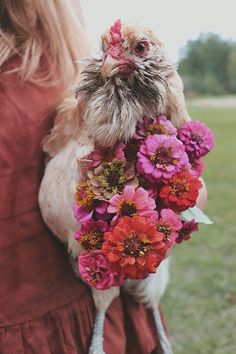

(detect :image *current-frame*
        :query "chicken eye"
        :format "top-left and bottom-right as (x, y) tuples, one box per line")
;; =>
(134, 41), (149, 57)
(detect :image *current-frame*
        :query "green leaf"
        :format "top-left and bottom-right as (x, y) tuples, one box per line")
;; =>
(180, 206), (213, 224)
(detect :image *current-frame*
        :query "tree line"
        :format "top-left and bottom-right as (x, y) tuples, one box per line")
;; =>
(178, 33), (236, 96)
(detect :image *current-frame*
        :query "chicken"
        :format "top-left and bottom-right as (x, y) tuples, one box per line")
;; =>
(39, 20), (190, 354)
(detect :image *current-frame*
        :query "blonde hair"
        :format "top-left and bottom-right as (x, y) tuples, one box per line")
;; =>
(0, 0), (91, 87)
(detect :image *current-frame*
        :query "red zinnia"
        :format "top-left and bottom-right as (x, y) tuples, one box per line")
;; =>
(102, 216), (165, 279)
(159, 171), (202, 212)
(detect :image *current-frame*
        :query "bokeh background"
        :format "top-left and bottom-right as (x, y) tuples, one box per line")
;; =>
(81, 1), (236, 353)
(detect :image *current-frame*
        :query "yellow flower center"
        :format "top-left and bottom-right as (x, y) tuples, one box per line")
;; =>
(150, 146), (177, 166)
(157, 223), (172, 241)
(74, 182), (94, 208)
(147, 123), (168, 135)
(78, 230), (103, 251)
(124, 232), (150, 257)
(171, 179), (190, 196)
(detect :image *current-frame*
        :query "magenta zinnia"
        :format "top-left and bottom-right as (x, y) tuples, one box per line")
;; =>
(178, 120), (214, 159)
(137, 135), (189, 180)
(75, 220), (109, 251)
(175, 220), (199, 244)
(78, 250), (123, 290)
(135, 115), (177, 140)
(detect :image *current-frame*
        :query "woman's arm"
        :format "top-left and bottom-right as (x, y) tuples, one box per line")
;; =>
(196, 178), (207, 211)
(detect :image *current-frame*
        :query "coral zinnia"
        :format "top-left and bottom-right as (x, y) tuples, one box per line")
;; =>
(135, 115), (177, 140)
(159, 171), (202, 212)
(78, 250), (123, 290)
(75, 220), (109, 251)
(178, 120), (214, 159)
(87, 161), (138, 199)
(107, 186), (158, 223)
(137, 135), (189, 181)
(102, 216), (165, 279)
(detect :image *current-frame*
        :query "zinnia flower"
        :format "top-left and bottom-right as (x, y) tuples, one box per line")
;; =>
(137, 135), (189, 181)
(159, 171), (202, 212)
(135, 115), (177, 140)
(189, 155), (205, 177)
(137, 175), (160, 199)
(108, 186), (158, 223)
(74, 181), (108, 223)
(178, 120), (214, 158)
(87, 161), (138, 199)
(156, 209), (182, 252)
(78, 250), (123, 290)
(102, 215), (165, 279)
(86, 142), (126, 168)
(75, 220), (109, 251)
(176, 220), (199, 244)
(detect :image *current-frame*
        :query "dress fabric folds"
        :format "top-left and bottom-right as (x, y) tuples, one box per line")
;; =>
(0, 61), (161, 354)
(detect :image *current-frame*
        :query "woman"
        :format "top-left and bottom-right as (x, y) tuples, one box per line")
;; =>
(0, 1), (166, 353)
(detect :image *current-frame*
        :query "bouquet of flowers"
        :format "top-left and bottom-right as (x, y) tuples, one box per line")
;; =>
(73, 116), (214, 290)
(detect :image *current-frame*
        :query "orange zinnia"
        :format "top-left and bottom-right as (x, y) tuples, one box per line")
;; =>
(102, 215), (165, 279)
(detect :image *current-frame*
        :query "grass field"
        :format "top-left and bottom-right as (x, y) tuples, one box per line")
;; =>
(162, 106), (236, 354)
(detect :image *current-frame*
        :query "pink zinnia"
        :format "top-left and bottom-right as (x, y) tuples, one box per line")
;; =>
(78, 250), (123, 290)
(156, 209), (182, 253)
(135, 115), (177, 140)
(178, 121), (214, 158)
(137, 135), (189, 181)
(73, 200), (108, 224)
(189, 155), (205, 177)
(107, 186), (158, 223)
(87, 142), (126, 168)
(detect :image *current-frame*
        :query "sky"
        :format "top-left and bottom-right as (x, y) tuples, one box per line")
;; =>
(80, 0), (236, 62)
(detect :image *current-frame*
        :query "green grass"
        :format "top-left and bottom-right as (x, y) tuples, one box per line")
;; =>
(162, 107), (236, 354)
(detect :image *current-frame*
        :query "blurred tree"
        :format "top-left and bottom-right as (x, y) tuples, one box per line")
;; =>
(179, 34), (236, 96)
(227, 47), (236, 92)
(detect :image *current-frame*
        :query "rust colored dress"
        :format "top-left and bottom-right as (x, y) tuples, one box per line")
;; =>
(0, 62), (160, 354)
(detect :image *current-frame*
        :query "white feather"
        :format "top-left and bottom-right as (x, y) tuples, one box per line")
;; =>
(124, 257), (170, 309)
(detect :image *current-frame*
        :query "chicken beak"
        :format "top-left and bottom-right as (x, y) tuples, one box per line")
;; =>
(101, 55), (121, 79)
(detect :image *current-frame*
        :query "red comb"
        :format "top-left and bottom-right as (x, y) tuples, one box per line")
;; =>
(105, 20), (123, 59)
(109, 19), (122, 45)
